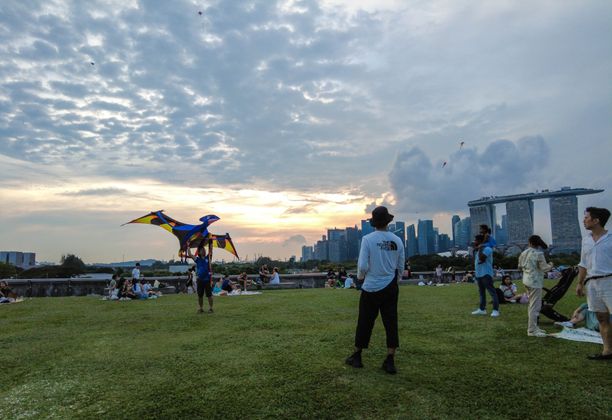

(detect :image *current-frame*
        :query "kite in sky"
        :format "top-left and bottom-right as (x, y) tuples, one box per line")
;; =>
(459, 140), (465, 149)
(442, 161), (447, 168)
(122, 210), (239, 260)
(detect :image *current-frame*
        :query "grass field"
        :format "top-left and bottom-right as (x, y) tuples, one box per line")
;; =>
(1, 283), (610, 419)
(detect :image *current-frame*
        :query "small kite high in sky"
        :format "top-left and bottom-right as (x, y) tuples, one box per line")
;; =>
(442, 161), (447, 168)
(459, 140), (464, 149)
(122, 210), (239, 260)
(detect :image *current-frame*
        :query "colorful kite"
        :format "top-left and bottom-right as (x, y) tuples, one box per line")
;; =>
(122, 210), (239, 260)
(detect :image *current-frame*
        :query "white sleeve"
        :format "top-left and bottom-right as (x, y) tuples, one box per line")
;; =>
(578, 238), (588, 269)
(357, 237), (369, 280)
(397, 239), (405, 280)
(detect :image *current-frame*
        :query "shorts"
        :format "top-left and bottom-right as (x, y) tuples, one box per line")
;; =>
(197, 277), (212, 298)
(586, 278), (612, 313)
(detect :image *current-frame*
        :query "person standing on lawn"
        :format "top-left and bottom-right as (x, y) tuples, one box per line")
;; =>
(346, 206), (405, 374)
(576, 207), (612, 360)
(471, 234), (500, 317)
(187, 244), (213, 314)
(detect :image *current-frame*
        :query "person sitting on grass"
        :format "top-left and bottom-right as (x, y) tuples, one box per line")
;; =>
(344, 275), (355, 289)
(121, 279), (137, 300)
(132, 279), (149, 299)
(0, 281), (17, 303)
(0, 281), (17, 300)
(337, 267), (348, 288)
(221, 275), (240, 294)
(555, 303), (612, 332)
(269, 267), (281, 285)
(259, 264), (270, 285)
(326, 268), (337, 288)
(498, 275), (524, 303)
(142, 280), (160, 298)
(237, 272), (250, 291)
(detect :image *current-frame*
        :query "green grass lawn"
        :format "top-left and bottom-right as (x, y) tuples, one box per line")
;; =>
(1, 284), (610, 419)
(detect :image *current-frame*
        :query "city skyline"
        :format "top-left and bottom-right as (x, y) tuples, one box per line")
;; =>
(1, 1), (610, 263)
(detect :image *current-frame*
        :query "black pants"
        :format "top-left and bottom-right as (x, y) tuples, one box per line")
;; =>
(354, 280), (399, 349)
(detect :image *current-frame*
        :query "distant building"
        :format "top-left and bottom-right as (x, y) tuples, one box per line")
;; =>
(506, 200), (534, 245)
(438, 234), (451, 253)
(361, 219), (374, 237)
(417, 220), (435, 255)
(454, 217), (472, 249)
(314, 236), (329, 261)
(550, 196), (582, 253)
(406, 224), (418, 257)
(495, 214), (508, 245)
(391, 221), (406, 246)
(345, 226), (361, 261)
(0, 251), (36, 270)
(301, 245), (314, 262)
(451, 215), (460, 246)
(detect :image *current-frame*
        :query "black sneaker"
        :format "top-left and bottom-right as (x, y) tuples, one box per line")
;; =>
(382, 356), (397, 374)
(345, 352), (363, 368)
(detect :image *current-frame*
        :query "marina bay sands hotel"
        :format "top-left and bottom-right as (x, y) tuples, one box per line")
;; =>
(468, 187), (604, 253)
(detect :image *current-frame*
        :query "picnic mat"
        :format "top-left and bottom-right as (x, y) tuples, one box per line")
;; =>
(0, 297), (24, 305)
(549, 327), (603, 344)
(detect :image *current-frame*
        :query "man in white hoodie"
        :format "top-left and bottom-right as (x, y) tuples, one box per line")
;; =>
(345, 206), (405, 374)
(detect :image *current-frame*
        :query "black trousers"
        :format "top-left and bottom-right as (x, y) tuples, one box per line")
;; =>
(354, 280), (399, 349)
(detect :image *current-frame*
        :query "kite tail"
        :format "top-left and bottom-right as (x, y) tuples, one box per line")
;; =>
(208, 241), (214, 284)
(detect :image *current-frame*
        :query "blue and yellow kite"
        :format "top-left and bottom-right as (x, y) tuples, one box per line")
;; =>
(122, 210), (239, 260)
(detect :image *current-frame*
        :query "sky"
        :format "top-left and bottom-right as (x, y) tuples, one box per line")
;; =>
(0, 0), (610, 263)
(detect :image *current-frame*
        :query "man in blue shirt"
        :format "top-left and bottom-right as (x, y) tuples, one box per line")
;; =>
(188, 245), (213, 314)
(471, 234), (500, 317)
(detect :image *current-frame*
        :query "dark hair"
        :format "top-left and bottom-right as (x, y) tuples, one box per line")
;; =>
(528, 235), (548, 250)
(479, 224), (491, 234)
(502, 274), (511, 283)
(586, 207), (611, 227)
(474, 234), (484, 242)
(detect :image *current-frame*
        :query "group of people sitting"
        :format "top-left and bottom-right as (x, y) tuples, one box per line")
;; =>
(106, 274), (161, 300)
(326, 267), (355, 289)
(185, 269), (261, 295)
(0, 281), (17, 304)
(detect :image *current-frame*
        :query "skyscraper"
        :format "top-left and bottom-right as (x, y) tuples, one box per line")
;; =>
(451, 214), (460, 246)
(417, 220), (435, 255)
(454, 217), (472, 249)
(327, 228), (347, 262)
(550, 196), (581, 253)
(506, 199), (534, 245)
(361, 219), (374, 237)
(438, 234), (451, 253)
(392, 221), (405, 245)
(345, 226), (361, 261)
(406, 224), (418, 257)
(301, 245), (314, 262)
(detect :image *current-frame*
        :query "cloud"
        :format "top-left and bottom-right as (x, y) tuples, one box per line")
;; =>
(61, 187), (129, 196)
(282, 234), (307, 247)
(388, 136), (550, 213)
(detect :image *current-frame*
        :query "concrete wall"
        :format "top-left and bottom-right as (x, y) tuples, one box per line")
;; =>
(2, 270), (523, 297)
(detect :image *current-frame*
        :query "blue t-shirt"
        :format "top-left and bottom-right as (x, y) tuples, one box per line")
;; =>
(483, 235), (496, 248)
(195, 256), (210, 280)
(475, 246), (493, 277)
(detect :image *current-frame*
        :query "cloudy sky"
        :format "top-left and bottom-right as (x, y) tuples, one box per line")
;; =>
(1, 0), (610, 263)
